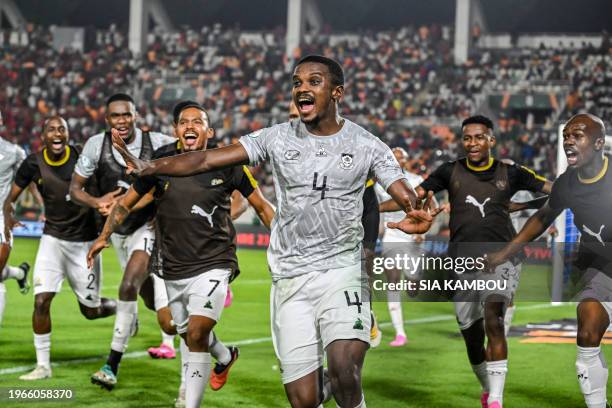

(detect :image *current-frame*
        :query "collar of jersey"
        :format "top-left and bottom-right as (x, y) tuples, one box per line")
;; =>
(465, 157), (494, 172)
(43, 145), (70, 166)
(578, 156), (608, 184)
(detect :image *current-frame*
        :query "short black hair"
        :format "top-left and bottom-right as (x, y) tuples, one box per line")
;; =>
(462, 115), (494, 131)
(295, 55), (344, 86)
(173, 100), (209, 124)
(106, 93), (134, 107)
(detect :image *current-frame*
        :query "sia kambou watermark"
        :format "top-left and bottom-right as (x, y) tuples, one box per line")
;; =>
(370, 254), (509, 293)
(373, 278), (508, 292)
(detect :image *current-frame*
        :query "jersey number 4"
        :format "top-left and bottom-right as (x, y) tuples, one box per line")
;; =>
(312, 172), (330, 199)
(344, 290), (362, 313)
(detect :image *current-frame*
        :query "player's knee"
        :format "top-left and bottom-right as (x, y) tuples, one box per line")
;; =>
(285, 385), (320, 408)
(577, 328), (602, 347)
(119, 280), (139, 299)
(33, 295), (53, 315)
(484, 314), (504, 336)
(186, 326), (210, 349)
(328, 362), (361, 393)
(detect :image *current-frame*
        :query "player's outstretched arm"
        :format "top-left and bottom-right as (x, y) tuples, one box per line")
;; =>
(246, 188), (276, 230)
(487, 201), (562, 269)
(69, 173), (123, 216)
(86, 186), (145, 268)
(508, 195), (549, 213)
(386, 180), (441, 234)
(230, 190), (249, 221)
(2, 184), (25, 241)
(112, 130), (249, 177)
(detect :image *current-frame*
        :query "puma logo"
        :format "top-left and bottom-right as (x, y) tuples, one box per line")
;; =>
(582, 224), (606, 246)
(191, 204), (218, 227)
(465, 195), (490, 218)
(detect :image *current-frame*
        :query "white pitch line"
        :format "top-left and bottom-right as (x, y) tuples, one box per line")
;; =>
(0, 303), (561, 376)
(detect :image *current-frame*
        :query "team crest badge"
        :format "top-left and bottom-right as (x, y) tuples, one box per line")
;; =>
(204, 301), (213, 309)
(340, 153), (354, 170)
(353, 318), (364, 330)
(284, 150), (300, 160)
(495, 180), (507, 190)
(211, 178), (224, 186)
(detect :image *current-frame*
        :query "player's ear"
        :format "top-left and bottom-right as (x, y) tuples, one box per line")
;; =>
(332, 85), (344, 102)
(206, 127), (215, 139)
(172, 122), (179, 138)
(594, 136), (605, 151)
(489, 134), (497, 148)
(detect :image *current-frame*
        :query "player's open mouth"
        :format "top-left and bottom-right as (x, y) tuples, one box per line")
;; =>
(297, 95), (315, 114)
(565, 149), (578, 165)
(116, 127), (130, 137)
(51, 139), (65, 150)
(183, 132), (198, 147)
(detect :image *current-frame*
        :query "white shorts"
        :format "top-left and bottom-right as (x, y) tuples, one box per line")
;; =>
(152, 273), (169, 311)
(165, 268), (231, 334)
(0, 215), (13, 247)
(381, 230), (423, 280)
(33, 234), (102, 308)
(454, 261), (521, 331)
(271, 263), (371, 384)
(576, 268), (612, 322)
(110, 223), (155, 270)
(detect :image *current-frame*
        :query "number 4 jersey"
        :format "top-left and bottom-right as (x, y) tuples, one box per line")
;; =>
(239, 118), (405, 279)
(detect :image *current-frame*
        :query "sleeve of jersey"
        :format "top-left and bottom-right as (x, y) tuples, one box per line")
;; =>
(150, 132), (177, 150)
(419, 163), (452, 193)
(133, 175), (157, 196)
(513, 164), (546, 192)
(14, 154), (37, 189)
(238, 127), (273, 165)
(370, 139), (405, 191)
(14, 145), (26, 169)
(547, 176), (567, 210)
(74, 136), (101, 178)
(235, 166), (258, 198)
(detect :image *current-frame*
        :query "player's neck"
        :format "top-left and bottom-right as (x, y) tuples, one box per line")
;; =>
(304, 113), (344, 136)
(466, 156), (493, 171)
(578, 154), (607, 182)
(44, 147), (67, 162)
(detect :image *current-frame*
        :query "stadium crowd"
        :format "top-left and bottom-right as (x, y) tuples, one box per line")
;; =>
(1, 23), (610, 191)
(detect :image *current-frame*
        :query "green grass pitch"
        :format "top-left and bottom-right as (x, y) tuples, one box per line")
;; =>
(0, 237), (605, 407)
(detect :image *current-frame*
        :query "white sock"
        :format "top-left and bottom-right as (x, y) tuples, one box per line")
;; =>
(185, 351), (211, 408)
(0, 284), (5, 326)
(110, 300), (137, 352)
(336, 394), (366, 408)
(471, 361), (489, 392)
(34, 333), (51, 369)
(209, 331), (231, 365)
(1, 265), (24, 281)
(161, 330), (175, 348)
(504, 305), (515, 337)
(577, 346), (608, 408)
(387, 301), (406, 337)
(180, 337), (188, 387)
(487, 359), (508, 405)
